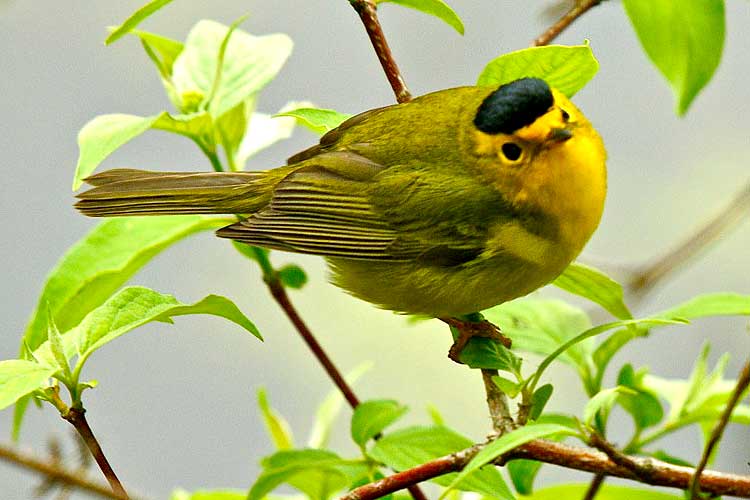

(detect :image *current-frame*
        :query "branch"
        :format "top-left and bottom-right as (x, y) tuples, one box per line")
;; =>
(62, 406), (129, 499)
(533, 0), (603, 46)
(630, 180), (750, 295)
(689, 358), (750, 499)
(348, 0), (412, 102)
(481, 369), (515, 434)
(0, 443), (144, 500)
(343, 438), (750, 500)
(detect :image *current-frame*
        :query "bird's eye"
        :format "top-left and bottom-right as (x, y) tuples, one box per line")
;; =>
(501, 142), (523, 162)
(561, 109), (570, 121)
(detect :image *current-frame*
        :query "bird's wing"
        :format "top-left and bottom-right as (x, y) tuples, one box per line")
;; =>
(217, 153), (420, 260)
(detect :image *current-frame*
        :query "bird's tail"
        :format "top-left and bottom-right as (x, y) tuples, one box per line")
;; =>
(75, 168), (270, 217)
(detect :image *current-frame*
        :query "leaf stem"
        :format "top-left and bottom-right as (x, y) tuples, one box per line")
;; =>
(348, 0), (412, 103)
(533, 0), (604, 47)
(62, 406), (129, 499)
(689, 359), (750, 499)
(194, 138), (225, 172)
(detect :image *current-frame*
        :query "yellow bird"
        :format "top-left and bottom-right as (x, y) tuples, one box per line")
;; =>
(76, 78), (607, 361)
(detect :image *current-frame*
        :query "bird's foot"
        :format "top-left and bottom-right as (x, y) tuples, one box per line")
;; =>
(440, 316), (512, 364)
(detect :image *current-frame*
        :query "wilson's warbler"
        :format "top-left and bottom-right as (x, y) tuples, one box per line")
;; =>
(76, 78), (607, 360)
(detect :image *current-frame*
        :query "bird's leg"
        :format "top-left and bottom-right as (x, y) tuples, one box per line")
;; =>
(440, 314), (512, 363)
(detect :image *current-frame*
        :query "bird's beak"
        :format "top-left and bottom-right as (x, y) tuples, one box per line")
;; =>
(547, 127), (573, 143)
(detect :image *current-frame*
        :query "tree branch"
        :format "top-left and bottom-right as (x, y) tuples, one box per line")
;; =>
(533, 0), (604, 46)
(342, 438), (750, 500)
(629, 180), (750, 295)
(689, 358), (750, 499)
(348, 0), (412, 102)
(481, 369), (515, 434)
(0, 443), (144, 500)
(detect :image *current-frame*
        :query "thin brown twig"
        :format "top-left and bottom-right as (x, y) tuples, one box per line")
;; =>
(481, 369), (515, 434)
(0, 443), (142, 500)
(689, 359), (750, 499)
(533, 0), (603, 46)
(348, 0), (412, 102)
(342, 438), (750, 500)
(582, 472), (607, 500)
(266, 277), (429, 500)
(630, 180), (750, 295)
(62, 407), (129, 499)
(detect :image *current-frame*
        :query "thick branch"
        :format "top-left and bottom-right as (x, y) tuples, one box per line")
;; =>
(342, 438), (750, 500)
(348, 0), (411, 102)
(0, 443), (142, 500)
(63, 407), (129, 498)
(534, 0), (603, 46)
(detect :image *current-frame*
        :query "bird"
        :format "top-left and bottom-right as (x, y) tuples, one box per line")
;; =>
(76, 77), (607, 362)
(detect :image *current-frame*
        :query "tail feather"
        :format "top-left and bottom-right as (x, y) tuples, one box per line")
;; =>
(75, 168), (268, 217)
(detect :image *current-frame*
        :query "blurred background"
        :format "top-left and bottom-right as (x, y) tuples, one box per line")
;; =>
(1, 1), (749, 498)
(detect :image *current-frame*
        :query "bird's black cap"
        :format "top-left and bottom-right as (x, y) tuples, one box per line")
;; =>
(473, 78), (553, 135)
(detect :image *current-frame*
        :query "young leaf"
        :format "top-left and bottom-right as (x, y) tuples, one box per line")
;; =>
(274, 108), (352, 135)
(248, 449), (350, 500)
(106, 0), (175, 45)
(257, 388), (294, 450)
(73, 113), (162, 189)
(477, 45), (599, 97)
(554, 262), (632, 319)
(378, 0), (464, 35)
(171, 20), (292, 118)
(457, 334), (523, 372)
(307, 362), (372, 448)
(582, 386), (633, 427)
(23, 216), (226, 352)
(170, 489), (246, 500)
(528, 384), (554, 421)
(277, 265), (308, 290)
(591, 325), (649, 390)
(622, 0), (725, 115)
(130, 29), (184, 78)
(45, 309), (72, 383)
(655, 293), (750, 321)
(483, 299), (593, 373)
(351, 399), (408, 448)
(442, 423), (576, 498)
(523, 483), (683, 499)
(491, 375), (520, 398)
(0, 360), (57, 411)
(32, 287), (260, 375)
(616, 364), (664, 431)
(369, 426), (512, 498)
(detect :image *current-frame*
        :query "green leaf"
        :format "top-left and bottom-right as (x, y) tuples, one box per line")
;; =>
(307, 362), (372, 448)
(131, 29), (184, 78)
(506, 414), (578, 495)
(73, 113), (161, 190)
(368, 426), (512, 498)
(215, 102), (248, 169)
(170, 489), (246, 500)
(33, 287), (261, 375)
(443, 424), (575, 498)
(152, 111), (214, 139)
(172, 20), (292, 118)
(456, 333), (523, 372)
(106, 0), (174, 45)
(591, 326), (649, 390)
(554, 262), (632, 319)
(523, 483), (683, 499)
(477, 44), (599, 97)
(583, 386), (633, 427)
(483, 299), (593, 373)
(491, 375), (520, 398)
(274, 108), (352, 135)
(45, 310), (71, 382)
(0, 360), (57, 411)
(23, 216), (224, 353)
(351, 399), (408, 448)
(655, 293), (750, 321)
(622, 0), (725, 115)
(528, 384), (554, 421)
(616, 364), (664, 430)
(379, 0), (464, 34)
(257, 388), (294, 450)
(278, 265), (308, 290)
(248, 449), (350, 500)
